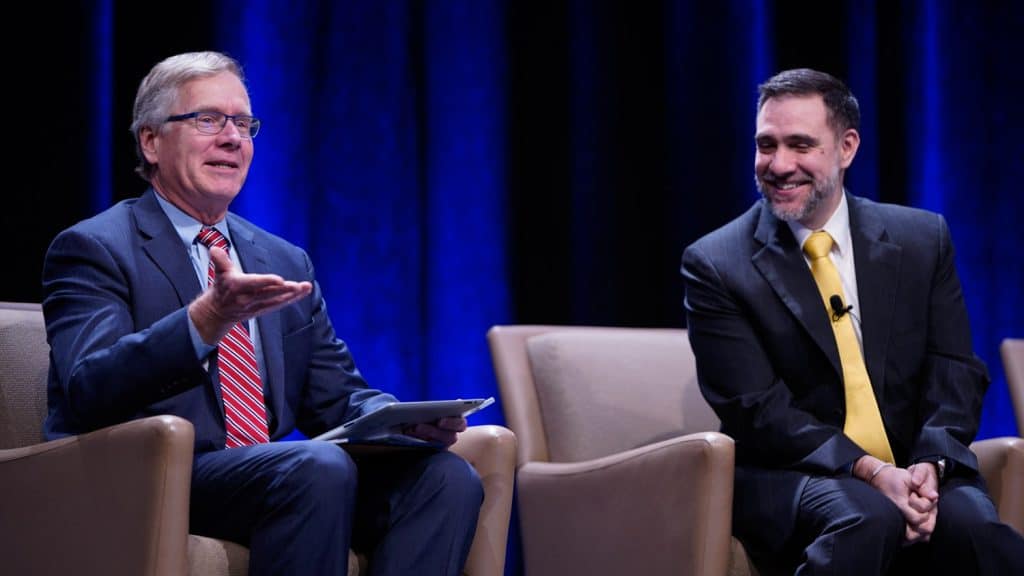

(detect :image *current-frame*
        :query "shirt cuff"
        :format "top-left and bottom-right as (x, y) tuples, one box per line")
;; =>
(187, 312), (218, 360)
(914, 455), (952, 482)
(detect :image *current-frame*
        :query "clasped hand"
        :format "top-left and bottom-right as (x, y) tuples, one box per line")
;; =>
(867, 459), (940, 545)
(190, 246), (313, 344)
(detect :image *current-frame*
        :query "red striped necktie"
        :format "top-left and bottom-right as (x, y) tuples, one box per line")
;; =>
(196, 227), (270, 448)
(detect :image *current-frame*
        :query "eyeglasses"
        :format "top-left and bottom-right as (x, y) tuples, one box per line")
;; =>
(164, 111), (261, 139)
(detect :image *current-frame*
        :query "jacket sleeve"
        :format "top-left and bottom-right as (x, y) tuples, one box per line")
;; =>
(42, 227), (209, 435)
(910, 215), (988, 473)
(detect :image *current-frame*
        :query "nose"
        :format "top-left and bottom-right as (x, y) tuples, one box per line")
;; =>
(766, 148), (796, 175)
(216, 120), (244, 146)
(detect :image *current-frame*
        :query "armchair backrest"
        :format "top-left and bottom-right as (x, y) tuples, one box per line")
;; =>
(1001, 338), (1024, 435)
(0, 302), (49, 449)
(487, 325), (719, 466)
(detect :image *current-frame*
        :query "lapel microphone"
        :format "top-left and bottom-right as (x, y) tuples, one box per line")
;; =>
(829, 294), (854, 321)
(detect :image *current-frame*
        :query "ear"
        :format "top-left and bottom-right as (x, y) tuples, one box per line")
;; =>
(839, 128), (860, 169)
(139, 126), (160, 165)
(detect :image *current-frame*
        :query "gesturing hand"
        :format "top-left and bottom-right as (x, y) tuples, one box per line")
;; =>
(190, 246), (313, 344)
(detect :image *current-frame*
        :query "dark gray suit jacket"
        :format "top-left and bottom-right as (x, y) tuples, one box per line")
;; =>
(682, 193), (988, 550)
(43, 189), (394, 452)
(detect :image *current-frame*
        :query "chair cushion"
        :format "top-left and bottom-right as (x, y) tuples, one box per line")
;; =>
(187, 536), (364, 576)
(0, 304), (49, 449)
(526, 329), (718, 462)
(188, 536), (250, 576)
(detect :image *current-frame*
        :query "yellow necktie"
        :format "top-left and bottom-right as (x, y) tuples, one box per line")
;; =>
(803, 231), (894, 463)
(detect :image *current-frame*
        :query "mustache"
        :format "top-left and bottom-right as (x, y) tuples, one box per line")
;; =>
(758, 173), (811, 186)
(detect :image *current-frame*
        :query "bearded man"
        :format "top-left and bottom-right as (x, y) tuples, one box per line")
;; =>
(681, 68), (1024, 575)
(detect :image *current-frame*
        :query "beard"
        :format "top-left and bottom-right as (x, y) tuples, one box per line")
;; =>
(755, 170), (840, 223)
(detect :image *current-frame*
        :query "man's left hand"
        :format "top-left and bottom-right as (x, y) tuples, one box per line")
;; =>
(905, 462), (940, 543)
(404, 416), (468, 448)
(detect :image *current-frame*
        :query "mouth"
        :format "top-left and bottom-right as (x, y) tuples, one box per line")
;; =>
(206, 160), (240, 170)
(772, 181), (804, 191)
(762, 178), (810, 198)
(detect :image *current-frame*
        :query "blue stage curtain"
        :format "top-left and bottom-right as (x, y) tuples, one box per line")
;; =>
(11, 3), (1019, 576)
(57, 0), (1021, 463)
(87, 0), (115, 215)
(897, 1), (1024, 438)
(215, 0), (511, 417)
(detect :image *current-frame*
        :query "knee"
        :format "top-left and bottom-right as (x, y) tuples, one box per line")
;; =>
(422, 452), (484, 512)
(933, 484), (1000, 544)
(847, 490), (905, 546)
(274, 441), (358, 506)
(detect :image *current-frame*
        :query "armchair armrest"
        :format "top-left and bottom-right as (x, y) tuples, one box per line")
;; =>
(0, 415), (195, 576)
(449, 425), (517, 576)
(971, 436), (1024, 535)
(515, 431), (734, 576)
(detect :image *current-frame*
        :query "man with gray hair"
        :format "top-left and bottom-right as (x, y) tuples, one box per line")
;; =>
(682, 68), (1024, 575)
(42, 50), (482, 576)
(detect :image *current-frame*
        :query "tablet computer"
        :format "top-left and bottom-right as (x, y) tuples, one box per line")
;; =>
(312, 397), (495, 443)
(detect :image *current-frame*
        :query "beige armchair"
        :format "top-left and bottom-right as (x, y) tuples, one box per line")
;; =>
(488, 325), (1024, 576)
(0, 301), (516, 576)
(488, 325), (747, 576)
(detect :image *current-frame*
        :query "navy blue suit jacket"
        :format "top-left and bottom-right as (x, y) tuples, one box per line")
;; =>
(682, 193), (988, 550)
(43, 189), (394, 452)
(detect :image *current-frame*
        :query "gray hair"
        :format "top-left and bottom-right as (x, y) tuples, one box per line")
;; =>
(130, 51), (246, 181)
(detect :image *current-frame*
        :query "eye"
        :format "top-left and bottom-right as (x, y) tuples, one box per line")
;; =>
(233, 117), (252, 130)
(195, 112), (222, 129)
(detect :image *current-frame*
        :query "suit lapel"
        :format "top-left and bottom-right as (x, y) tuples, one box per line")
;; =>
(751, 202), (844, 377)
(134, 189), (203, 305)
(848, 196), (901, 394)
(228, 216), (286, 433)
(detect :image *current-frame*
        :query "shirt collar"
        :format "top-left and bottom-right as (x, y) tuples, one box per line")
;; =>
(153, 190), (233, 249)
(788, 191), (852, 258)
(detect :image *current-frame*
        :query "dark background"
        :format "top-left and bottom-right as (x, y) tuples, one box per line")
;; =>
(6, 3), (1023, 571)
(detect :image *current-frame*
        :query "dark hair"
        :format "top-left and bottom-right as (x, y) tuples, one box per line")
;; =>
(757, 68), (860, 134)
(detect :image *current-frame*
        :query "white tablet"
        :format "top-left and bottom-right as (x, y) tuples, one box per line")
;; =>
(312, 397), (495, 443)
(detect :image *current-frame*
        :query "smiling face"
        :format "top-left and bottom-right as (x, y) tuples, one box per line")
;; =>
(754, 94), (859, 230)
(140, 71), (254, 224)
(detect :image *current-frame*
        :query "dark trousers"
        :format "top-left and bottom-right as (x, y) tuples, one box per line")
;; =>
(189, 440), (483, 576)
(751, 474), (1024, 576)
